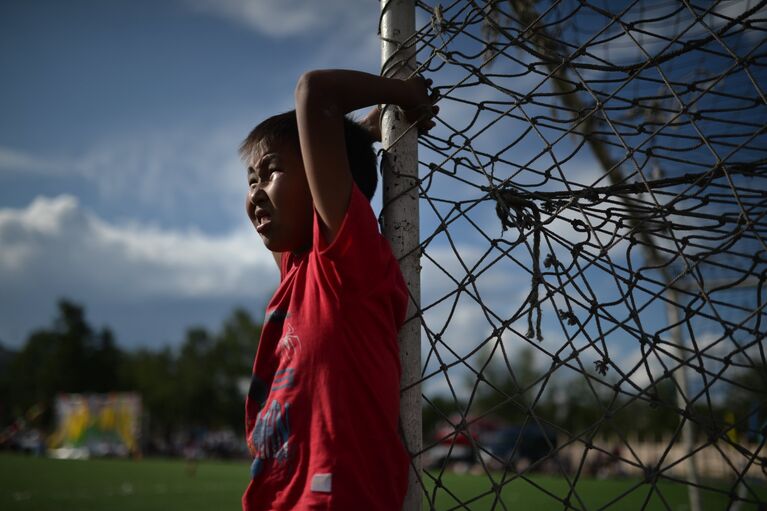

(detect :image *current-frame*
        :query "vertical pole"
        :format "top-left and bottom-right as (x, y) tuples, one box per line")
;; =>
(380, 1), (421, 510)
(666, 289), (702, 511)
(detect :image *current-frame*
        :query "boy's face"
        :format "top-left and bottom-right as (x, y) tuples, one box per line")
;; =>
(246, 139), (313, 254)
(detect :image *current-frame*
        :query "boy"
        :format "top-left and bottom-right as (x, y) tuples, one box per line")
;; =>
(240, 69), (436, 510)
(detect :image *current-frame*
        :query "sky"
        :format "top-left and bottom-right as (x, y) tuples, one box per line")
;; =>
(0, 0), (382, 349)
(1, 0), (762, 404)
(0, 0), (617, 362)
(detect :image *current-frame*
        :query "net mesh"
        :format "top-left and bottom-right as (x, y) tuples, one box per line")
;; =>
(383, 0), (767, 508)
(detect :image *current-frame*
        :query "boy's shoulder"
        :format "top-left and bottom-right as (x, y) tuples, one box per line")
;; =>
(315, 182), (382, 251)
(282, 184), (401, 290)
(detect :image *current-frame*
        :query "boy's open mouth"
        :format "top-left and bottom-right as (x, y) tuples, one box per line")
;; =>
(255, 209), (272, 233)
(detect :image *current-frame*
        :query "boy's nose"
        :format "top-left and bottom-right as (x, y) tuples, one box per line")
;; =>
(248, 186), (267, 206)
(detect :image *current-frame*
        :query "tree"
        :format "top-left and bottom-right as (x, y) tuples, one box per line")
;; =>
(120, 347), (178, 435)
(124, 307), (261, 434)
(473, 346), (547, 423)
(724, 362), (766, 440)
(0, 342), (16, 426)
(3, 299), (264, 439)
(211, 308), (262, 429)
(6, 300), (122, 427)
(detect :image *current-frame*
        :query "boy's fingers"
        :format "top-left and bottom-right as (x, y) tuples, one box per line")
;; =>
(417, 122), (436, 136)
(410, 104), (431, 118)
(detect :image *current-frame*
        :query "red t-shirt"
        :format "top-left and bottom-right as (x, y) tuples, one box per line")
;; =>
(242, 184), (410, 510)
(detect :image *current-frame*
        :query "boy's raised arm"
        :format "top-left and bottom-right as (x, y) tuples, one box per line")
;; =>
(294, 69), (435, 244)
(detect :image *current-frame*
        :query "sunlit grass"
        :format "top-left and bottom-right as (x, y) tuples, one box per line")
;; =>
(1, 454), (764, 510)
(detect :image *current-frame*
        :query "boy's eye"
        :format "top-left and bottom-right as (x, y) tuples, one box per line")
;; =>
(248, 166), (280, 188)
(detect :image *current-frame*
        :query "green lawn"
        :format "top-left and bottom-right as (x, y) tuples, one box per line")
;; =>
(1, 454), (250, 511)
(1, 454), (765, 510)
(424, 471), (766, 510)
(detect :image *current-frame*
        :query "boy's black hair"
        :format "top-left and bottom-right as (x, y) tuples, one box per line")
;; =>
(240, 110), (378, 201)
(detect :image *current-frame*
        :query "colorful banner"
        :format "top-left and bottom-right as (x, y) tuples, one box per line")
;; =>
(50, 393), (141, 457)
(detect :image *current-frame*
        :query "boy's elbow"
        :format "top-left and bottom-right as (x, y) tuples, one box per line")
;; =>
(295, 70), (331, 105)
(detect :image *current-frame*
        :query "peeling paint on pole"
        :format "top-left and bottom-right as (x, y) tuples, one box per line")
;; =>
(380, 1), (421, 510)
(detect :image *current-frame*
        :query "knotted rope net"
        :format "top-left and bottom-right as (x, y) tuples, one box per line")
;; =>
(383, 0), (767, 509)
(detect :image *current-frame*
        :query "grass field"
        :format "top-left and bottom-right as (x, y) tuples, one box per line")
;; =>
(425, 471), (765, 510)
(1, 453), (249, 511)
(1, 453), (765, 510)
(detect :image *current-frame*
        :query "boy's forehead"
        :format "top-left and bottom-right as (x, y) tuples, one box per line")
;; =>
(248, 139), (296, 167)
(249, 140), (275, 166)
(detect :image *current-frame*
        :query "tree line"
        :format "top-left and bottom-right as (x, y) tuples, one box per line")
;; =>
(0, 299), (260, 440)
(1, 299), (762, 451)
(423, 345), (766, 444)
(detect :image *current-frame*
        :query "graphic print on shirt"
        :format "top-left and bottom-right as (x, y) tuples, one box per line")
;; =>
(276, 323), (302, 362)
(266, 308), (289, 325)
(250, 398), (291, 478)
(249, 320), (301, 479)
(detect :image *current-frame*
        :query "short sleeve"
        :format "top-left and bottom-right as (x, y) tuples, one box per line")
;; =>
(311, 183), (395, 290)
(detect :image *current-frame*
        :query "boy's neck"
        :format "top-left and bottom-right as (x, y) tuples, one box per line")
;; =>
(292, 243), (311, 257)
